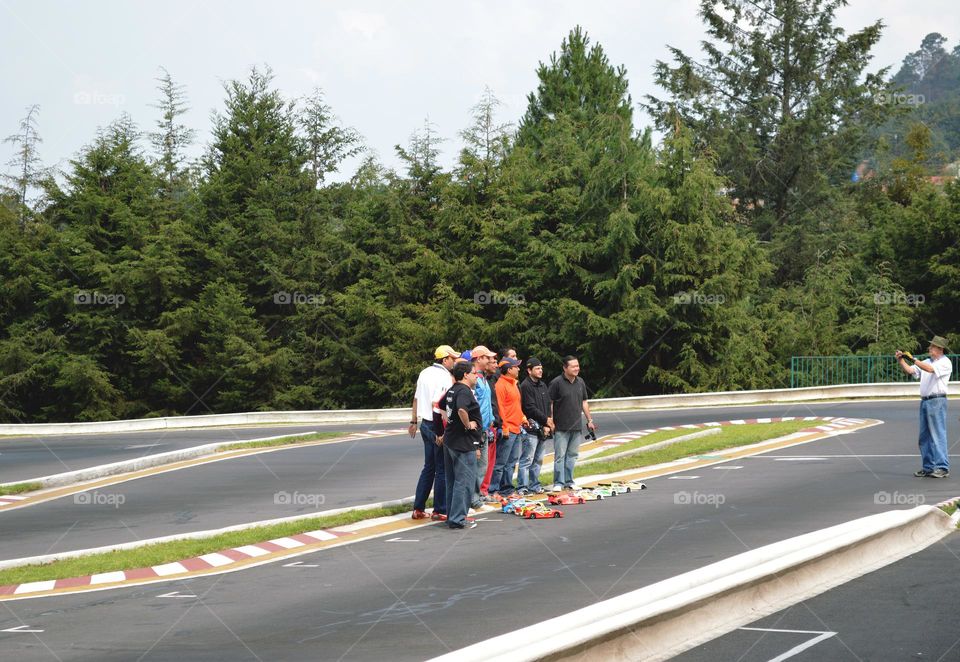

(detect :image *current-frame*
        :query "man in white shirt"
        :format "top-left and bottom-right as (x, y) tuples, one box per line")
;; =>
(409, 345), (459, 519)
(897, 336), (952, 478)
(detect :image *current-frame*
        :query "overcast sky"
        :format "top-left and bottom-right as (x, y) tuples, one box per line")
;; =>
(2, 0), (958, 181)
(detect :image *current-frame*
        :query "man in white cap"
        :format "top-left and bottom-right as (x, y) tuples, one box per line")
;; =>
(897, 336), (952, 478)
(409, 345), (460, 519)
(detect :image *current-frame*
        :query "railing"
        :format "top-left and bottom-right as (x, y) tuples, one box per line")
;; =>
(790, 354), (960, 388)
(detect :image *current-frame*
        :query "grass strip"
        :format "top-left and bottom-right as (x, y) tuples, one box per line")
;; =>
(589, 428), (701, 460)
(0, 503), (411, 587)
(217, 431), (342, 452)
(940, 502), (958, 518)
(566, 419), (828, 482)
(0, 482), (44, 496)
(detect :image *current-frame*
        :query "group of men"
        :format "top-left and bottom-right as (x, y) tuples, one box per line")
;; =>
(408, 345), (596, 529)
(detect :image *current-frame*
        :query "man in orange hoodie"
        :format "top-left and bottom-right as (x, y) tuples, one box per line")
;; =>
(490, 357), (528, 496)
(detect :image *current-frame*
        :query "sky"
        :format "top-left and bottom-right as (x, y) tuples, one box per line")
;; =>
(2, 0), (959, 182)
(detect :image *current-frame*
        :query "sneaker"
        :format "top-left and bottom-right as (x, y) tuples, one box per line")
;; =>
(412, 509), (428, 519)
(430, 512), (448, 521)
(930, 468), (950, 479)
(550, 484), (563, 492)
(448, 519), (478, 530)
(517, 488), (530, 496)
(533, 486), (545, 494)
(471, 501), (483, 510)
(914, 469), (931, 478)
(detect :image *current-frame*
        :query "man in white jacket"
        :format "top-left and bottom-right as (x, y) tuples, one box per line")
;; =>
(897, 336), (953, 478)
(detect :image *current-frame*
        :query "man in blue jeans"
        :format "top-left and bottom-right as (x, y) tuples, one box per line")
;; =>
(409, 345), (459, 519)
(897, 336), (952, 478)
(442, 362), (483, 529)
(547, 355), (596, 490)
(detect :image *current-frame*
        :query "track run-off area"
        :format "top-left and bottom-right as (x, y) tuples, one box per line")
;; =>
(0, 399), (957, 661)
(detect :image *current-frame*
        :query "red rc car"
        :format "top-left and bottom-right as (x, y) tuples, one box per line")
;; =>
(547, 492), (586, 505)
(520, 503), (564, 519)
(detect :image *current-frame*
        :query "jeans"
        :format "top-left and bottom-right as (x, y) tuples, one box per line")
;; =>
(517, 433), (538, 491)
(413, 421), (446, 513)
(472, 437), (489, 507)
(443, 445), (478, 527)
(481, 431), (497, 494)
(553, 429), (581, 487)
(919, 397), (949, 472)
(531, 436), (548, 486)
(489, 431), (521, 494)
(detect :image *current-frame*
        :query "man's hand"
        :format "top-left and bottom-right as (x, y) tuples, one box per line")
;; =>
(895, 350), (903, 359)
(468, 421), (478, 431)
(408, 423), (417, 438)
(436, 435), (444, 446)
(476, 449), (482, 460)
(546, 417), (554, 430)
(587, 419), (597, 431)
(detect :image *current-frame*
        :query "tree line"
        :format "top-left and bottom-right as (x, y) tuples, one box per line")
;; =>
(2, 1), (958, 423)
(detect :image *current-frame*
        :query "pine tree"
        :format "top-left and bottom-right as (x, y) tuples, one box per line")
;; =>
(149, 68), (195, 195)
(2, 104), (45, 228)
(298, 88), (363, 187)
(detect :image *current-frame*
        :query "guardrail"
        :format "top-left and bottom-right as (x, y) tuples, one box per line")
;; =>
(790, 354), (960, 388)
(1, 382), (955, 436)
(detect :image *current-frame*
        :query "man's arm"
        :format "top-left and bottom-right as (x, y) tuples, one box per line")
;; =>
(409, 397), (418, 438)
(582, 400), (595, 430)
(896, 351), (925, 375)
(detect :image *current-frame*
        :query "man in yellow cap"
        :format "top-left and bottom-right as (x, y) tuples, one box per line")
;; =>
(409, 345), (460, 519)
(897, 336), (952, 478)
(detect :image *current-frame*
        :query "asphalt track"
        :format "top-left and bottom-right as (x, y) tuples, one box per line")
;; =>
(0, 399), (958, 660)
(0, 401), (925, 560)
(675, 532), (960, 661)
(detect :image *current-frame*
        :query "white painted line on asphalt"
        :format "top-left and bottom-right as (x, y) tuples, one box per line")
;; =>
(386, 537), (419, 542)
(90, 571), (126, 584)
(282, 561), (319, 568)
(738, 627), (837, 661)
(198, 553), (235, 567)
(774, 458), (828, 461)
(153, 562), (188, 577)
(157, 591), (196, 599)
(1, 624), (44, 633)
(476, 517), (503, 521)
(712, 466), (744, 470)
(667, 476), (700, 480)
(748, 454), (919, 458)
(124, 443), (162, 450)
(13, 581), (55, 594)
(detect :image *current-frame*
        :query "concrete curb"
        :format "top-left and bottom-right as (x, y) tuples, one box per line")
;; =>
(0, 495), (415, 572)
(429, 506), (958, 662)
(3, 382), (955, 436)
(0, 431), (318, 492)
(578, 427), (720, 466)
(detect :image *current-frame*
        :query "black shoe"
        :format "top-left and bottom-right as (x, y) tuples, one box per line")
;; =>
(914, 469), (931, 477)
(930, 468), (950, 479)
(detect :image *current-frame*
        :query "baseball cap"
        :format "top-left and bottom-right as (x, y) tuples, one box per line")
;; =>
(434, 345), (461, 359)
(458, 349), (473, 362)
(470, 345), (496, 358)
(525, 357), (542, 368)
(498, 357), (521, 369)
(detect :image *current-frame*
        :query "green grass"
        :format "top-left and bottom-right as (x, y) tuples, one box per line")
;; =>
(567, 419), (829, 481)
(0, 503), (412, 587)
(589, 428), (700, 460)
(216, 431), (342, 452)
(941, 502), (958, 517)
(0, 481), (44, 496)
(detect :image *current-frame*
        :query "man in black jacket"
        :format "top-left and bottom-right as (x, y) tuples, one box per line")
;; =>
(519, 357), (552, 494)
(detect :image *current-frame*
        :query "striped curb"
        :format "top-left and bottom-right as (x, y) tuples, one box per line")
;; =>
(0, 418), (878, 601)
(0, 428), (408, 513)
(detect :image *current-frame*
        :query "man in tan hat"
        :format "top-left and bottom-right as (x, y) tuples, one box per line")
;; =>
(897, 336), (952, 478)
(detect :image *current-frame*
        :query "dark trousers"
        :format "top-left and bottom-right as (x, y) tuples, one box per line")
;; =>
(413, 421), (446, 513)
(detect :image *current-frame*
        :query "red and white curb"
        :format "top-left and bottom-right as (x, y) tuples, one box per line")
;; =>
(0, 495), (28, 507)
(596, 416), (865, 448)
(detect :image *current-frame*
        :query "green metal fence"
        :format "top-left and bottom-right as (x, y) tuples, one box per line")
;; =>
(790, 354), (960, 388)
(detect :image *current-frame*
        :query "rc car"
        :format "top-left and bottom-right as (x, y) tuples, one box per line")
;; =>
(521, 503), (563, 519)
(547, 492), (586, 505)
(501, 498), (533, 515)
(590, 485), (618, 498)
(598, 481), (632, 495)
(574, 489), (604, 501)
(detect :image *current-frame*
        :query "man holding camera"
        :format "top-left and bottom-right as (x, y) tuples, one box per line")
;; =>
(519, 357), (551, 494)
(897, 336), (952, 478)
(547, 355), (595, 491)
